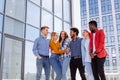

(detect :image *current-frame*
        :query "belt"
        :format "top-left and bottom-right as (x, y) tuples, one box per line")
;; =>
(39, 54), (49, 58)
(71, 56), (81, 59)
(60, 55), (71, 59)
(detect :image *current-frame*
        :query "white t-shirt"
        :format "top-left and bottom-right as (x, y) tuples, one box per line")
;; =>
(93, 33), (96, 53)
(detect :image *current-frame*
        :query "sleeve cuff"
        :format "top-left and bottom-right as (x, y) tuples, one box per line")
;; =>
(33, 50), (39, 56)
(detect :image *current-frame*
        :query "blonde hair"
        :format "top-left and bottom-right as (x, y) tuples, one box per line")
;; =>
(51, 32), (57, 41)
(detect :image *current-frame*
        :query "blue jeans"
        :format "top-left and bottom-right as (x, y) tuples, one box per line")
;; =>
(85, 62), (94, 80)
(36, 57), (50, 80)
(59, 57), (70, 80)
(50, 54), (62, 80)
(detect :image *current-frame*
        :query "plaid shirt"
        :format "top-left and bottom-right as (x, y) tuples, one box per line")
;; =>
(60, 38), (71, 58)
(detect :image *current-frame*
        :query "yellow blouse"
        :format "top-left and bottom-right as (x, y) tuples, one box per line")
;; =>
(50, 40), (67, 54)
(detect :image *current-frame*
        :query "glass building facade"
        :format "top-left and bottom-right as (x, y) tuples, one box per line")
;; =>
(0, 0), (71, 80)
(80, 0), (120, 80)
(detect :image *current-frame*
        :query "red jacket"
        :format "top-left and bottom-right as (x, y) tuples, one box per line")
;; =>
(89, 29), (108, 58)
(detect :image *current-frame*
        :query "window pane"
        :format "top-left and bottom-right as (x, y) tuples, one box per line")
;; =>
(64, 22), (70, 34)
(30, 0), (40, 6)
(6, 0), (25, 21)
(54, 0), (62, 18)
(0, 0), (4, 13)
(27, 1), (40, 28)
(24, 41), (36, 80)
(47, 33), (51, 39)
(81, 19), (87, 32)
(4, 17), (25, 38)
(90, 17), (100, 28)
(41, 10), (53, 32)
(2, 38), (22, 79)
(26, 25), (39, 41)
(0, 14), (3, 32)
(42, 0), (52, 12)
(101, 0), (112, 15)
(112, 59), (117, 66)
(89, 0), (99, 17)
(63, 0), (70, 22)
(80, 0), (87, 18)
(118, 36), (120, 44)
(114, 0), (120, 12)
(54, 17), (62, 33)
(0, 34), (1, 60)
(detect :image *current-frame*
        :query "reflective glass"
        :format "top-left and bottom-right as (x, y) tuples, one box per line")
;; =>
(54, 17), (62, 33)
(54, 0), (62, 18)
(26, 25), (39, 41)
(41, 10), (53, 32)
(114, 0), (120, 12)
(0, 14), (3, 32)
(64, 22), (70, 34)
(63, 0), (70, 22)
(2, 37), (22, 80)
(0, 0), (4, 13)
(24, 41), (36, 80)
(101, 0), (112, 14)
(30, 0), (40, 6)
(89, 0), (99, 17)
(4, 17), (25, 38)
(42, 0), (52, 12)
(6, 0), (25, 21)
(0, 34), (1, 62)
(27, 1), (40, 28)
(80, 0), (87, 18)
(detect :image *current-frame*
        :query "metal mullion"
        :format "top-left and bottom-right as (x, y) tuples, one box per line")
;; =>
(21, 0), (28, 80)
(62, 0), (64, 30)
(0, 0), (7, 79)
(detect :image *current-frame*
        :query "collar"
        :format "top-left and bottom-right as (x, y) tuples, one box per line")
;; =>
(72, 37), (79, 42)
(41, 35), (47, 39)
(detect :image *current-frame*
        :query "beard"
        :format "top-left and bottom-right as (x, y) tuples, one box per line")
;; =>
(71, 36), (74, 39)
(91, 30), (96, 33)
(71, 34), (75, 39)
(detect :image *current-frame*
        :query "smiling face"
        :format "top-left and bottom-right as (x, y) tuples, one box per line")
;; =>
(82, 30), (89, 38)
(51, 32), (58, 41)
(59, 31), (68, 43)
(61, 31), (65, 40)
(70, 30), (75, 38)
(54, 33), (58, 40)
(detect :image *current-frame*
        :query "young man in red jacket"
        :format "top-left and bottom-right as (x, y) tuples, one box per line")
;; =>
(89, 20), (108, 80)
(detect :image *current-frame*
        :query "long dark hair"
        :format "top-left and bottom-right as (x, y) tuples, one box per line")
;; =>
(59, 31), (68, 47)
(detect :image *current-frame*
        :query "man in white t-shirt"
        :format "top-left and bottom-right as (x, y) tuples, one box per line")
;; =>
(89, 20), (108, 80)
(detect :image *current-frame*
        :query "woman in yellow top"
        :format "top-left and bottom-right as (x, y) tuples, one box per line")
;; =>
(49, 32), (69, 80)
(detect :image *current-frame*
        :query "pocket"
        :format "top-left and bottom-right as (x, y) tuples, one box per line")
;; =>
(36, 58), (43, 64)
(37, 57), (42, 60)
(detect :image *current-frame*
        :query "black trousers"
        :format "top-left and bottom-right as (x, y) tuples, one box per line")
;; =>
(92, 56), (106, 80)
(70, 58), (86, 80)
